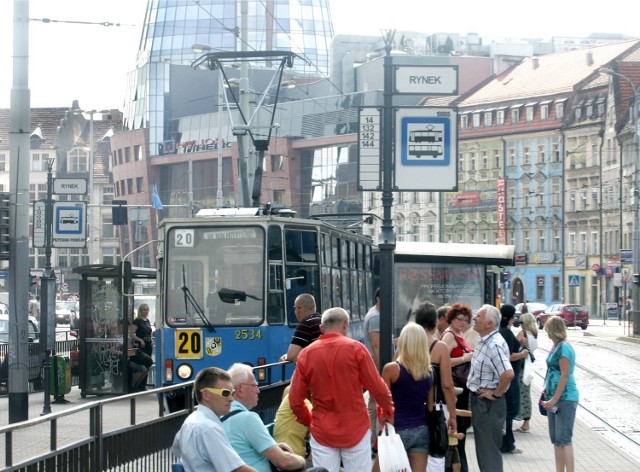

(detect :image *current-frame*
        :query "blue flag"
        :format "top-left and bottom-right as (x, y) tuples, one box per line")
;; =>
(151, 182), (164, 210)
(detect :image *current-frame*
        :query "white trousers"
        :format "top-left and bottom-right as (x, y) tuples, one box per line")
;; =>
(310, 430), (371, 472)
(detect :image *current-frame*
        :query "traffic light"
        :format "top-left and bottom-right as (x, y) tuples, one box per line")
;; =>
(0, 193), (10, 261)
(112, 200), (128, 226)
(633, 273), (640, 286)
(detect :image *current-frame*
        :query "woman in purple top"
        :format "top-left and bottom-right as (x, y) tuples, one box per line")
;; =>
(378, 322), (434, 472)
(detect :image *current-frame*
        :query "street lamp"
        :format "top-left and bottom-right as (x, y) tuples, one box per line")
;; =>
(599, 67), (640, 333)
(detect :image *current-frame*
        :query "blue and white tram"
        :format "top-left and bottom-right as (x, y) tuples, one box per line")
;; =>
(155, 207), (374, 407)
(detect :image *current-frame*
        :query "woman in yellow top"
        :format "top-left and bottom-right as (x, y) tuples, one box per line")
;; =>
(273, 385), (312, 458)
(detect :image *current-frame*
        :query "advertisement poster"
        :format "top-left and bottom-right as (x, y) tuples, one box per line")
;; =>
(394, 262), (485, 332)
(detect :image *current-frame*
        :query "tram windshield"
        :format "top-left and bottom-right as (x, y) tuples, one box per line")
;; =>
(166, 226), (265, 327)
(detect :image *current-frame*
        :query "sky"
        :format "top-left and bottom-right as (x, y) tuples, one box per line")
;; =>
(1, 0), (639, 110)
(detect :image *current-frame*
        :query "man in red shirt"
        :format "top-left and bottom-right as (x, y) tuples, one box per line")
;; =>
(289, 307), (394, 471)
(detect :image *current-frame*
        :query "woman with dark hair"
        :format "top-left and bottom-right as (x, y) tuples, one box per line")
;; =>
(440, 303), (473, 472)
(498, 304), (530, 454)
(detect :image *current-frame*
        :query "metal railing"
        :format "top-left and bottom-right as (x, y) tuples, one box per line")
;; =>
(0, 363), (289, 471)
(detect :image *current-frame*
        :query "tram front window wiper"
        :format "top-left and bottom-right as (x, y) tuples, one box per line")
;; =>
(218, 288), (262, 304)
(181, 265), (215, 332)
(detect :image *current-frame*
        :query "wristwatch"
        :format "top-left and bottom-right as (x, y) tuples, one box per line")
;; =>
(492, 392), (502, 399)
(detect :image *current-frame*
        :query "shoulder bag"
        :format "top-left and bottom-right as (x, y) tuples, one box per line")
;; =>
(450, 334), (471, 388)
(427, 342), (448, 458)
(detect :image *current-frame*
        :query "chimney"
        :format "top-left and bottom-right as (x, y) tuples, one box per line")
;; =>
(586, 50), (594, 66)
(532, 57), (539, 69)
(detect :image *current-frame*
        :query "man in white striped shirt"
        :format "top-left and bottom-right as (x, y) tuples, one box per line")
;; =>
(467, 304), (514, 472)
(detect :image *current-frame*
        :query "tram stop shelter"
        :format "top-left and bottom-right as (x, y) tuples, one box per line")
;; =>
(72, 264), (155, 397)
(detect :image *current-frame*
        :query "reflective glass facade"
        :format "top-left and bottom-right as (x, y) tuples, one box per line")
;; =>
(123, 0), (334, 154)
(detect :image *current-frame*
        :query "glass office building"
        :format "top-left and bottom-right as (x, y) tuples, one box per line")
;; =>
(123, 0), (335, 153)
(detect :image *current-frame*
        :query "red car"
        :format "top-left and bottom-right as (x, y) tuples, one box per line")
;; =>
(537, 304), (589, 330)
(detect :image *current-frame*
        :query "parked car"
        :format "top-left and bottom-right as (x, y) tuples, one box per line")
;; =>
(537, 304), (589, 330)
(55, 300), (78, 326)
(0, 314), (46, 390)
(514, 302), (547, 322)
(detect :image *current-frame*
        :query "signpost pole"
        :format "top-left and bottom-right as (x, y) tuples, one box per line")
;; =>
(40, 158), (55, 415)
(379, 31), (396, 371)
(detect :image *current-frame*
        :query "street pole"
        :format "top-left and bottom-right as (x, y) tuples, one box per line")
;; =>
(8, 0), (31, 423)
(379, 31), (396, 370)
(632, 91), (639, 335)
(40, 158), (56, 415)
(217, 74), (224, 207)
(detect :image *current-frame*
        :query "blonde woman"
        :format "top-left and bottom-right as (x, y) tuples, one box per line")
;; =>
(377, 322), (434, 472)
(515, 313), (538, 433)
(543, 316), (578, 472)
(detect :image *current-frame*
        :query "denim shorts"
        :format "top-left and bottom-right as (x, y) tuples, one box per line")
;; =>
(547, 400), (578, 446)
(397, 424), (429, 454)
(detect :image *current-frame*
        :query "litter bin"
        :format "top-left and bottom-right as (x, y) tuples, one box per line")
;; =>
(50, 355), (72, 396)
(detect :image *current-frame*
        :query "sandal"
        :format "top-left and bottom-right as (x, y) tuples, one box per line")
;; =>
(515, 427), (530, 433)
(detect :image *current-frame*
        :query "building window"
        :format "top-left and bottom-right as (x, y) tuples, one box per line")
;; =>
(508, 148), (516, 167)
(579, 232), (587, 255)
(32, 153), (41, 171)
(536, 276), (545, 300)
(526, 106), (535, 121)
(552, 143), (560, 162)
(103, 247), (117, 265)
(591, 190), (598, 210)
(569, 192), (576, 211)
(481, 151), (488, 170)
(134, 145), (142, 161)
(538, 230), (545, 251)
(497, 110), (505, 125)
(427, 224), (435, 242)
(103, 185), (114, 205)
(537, 145), (545, 163)
(0, 154), (5, 171)
(460, 115), (468, 129)
(540, 104), (549, 120)
(69, 148), (88, 172)
(273, 189), (285, 204)
(569, 233), (576, 255)
(511, 108), (520, 123)
(124, 147), (131, 163)
(555, 102), (564, 118)
(591, 231), (599, 255)
(494, 150), (500, 168)
(458, 153), (464, 172)
(553, 230), (560, 252)
(484, 112), (492, 126)
(127, 179), (133, 194)
(470, 152), (476, 171)
(523, 147), (530, 165)
(552, 276), (560, 300)
(102, 214), (114, 238)
(271, 154), (284, 172)
(136, 177), (144, 193)
(524, 230), (531, 252)
(472, 113), (480, 127)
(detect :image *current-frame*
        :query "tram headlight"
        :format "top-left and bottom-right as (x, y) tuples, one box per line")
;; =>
(176, 363), (194, 380)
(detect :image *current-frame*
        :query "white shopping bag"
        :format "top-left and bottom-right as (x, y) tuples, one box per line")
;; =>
(377, 424), (411, 472)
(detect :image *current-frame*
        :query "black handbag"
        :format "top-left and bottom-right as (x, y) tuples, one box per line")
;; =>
(539, 392), (547, 416)
(428, 403), (448, 457)
(451, 361), (470, 388)
(427, 350), (448, 458)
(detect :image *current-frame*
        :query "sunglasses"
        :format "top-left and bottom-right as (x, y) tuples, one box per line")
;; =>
(201, 387), (235, 398)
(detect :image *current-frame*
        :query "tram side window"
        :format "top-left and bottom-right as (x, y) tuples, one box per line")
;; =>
(285, 230), (318, 263)
(267, 264), (284, 324)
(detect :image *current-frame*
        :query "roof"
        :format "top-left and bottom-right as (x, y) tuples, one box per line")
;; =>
(458, 40), (640, 107)
(0, 108), (69, 150)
